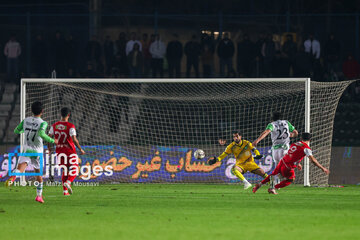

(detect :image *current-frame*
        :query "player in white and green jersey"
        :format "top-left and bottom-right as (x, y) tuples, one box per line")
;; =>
(5, 101), (57, 203)
(253, 112), (298, 188)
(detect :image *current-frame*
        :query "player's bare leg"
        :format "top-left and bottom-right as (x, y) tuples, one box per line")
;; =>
(251, 168), (268, 179)
(5, 162), (27, 187)
(232, 166), (252, 189)
(34, 169), (44, 203)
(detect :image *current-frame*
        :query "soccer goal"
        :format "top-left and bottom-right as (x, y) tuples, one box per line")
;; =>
(20, 78), (352, 186)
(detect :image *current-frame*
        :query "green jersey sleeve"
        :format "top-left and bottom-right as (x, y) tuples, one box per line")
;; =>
(14, 120), (24, 134)
(265, 123), (274, 131)
(38, 122), (55, 143)
(287, 121), (295, 132)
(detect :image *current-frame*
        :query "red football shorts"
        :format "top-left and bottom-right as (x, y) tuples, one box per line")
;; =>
(272, 160), (295, 180)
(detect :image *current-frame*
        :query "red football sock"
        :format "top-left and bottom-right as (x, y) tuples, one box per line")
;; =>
(275, 180), (292, 189)
(261, 175), (271, 185)
(62, 172), (68, 191)
(67, 174), (77, 183)
(66, 164), (79, 183)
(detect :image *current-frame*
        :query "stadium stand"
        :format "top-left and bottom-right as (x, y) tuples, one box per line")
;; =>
(0, 83), (20, 143)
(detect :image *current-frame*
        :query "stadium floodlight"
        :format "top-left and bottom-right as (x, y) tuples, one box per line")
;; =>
(20, 78), (353, 186)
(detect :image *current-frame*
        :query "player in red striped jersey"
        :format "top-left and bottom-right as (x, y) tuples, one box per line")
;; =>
(253, 132), (330, 194)
(48, 107), (85, 195)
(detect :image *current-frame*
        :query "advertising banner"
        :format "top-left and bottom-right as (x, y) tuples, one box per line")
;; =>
(0, 145), (276, 183)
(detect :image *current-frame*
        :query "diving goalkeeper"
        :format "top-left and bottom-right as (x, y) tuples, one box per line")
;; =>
(208, 130), (269, 190)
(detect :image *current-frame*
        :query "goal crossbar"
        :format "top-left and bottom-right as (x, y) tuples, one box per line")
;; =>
(22, 78), (308, 83)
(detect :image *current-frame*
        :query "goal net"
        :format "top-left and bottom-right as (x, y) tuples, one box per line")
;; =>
(21, 79), (352, 186)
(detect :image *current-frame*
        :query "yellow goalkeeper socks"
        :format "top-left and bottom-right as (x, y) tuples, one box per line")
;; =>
(232, 167), (246, 181)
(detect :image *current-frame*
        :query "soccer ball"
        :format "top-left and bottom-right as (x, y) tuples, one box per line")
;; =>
(194, 149), (205, 159)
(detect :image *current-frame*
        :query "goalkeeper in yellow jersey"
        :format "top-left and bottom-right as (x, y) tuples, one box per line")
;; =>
(208, 130), (269, 190)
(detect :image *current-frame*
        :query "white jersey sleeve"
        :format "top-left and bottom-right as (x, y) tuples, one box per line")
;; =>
(69, 128), (76, 136)
(304, 148), (313, 157)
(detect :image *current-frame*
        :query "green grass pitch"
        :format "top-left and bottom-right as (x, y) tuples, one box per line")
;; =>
(1, 183), (359, 240)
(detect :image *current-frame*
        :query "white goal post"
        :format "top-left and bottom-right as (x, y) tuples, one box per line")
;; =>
(20, 78), (351, 186)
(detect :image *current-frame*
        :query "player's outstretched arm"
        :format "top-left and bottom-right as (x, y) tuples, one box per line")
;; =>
(47, 126), (56, 151)
(71, 135), (85, 155)
(14, 120), (24, 134)
(287, 121), (298, 138)
(208, 151), (230, 165)
(290, 129), (299, 138)
(253, 129), (271, 146)
(252, 149), (263, 159)
(249, 142), (263, 159)
(309, 155), (330, 175)
(208, 142), (232, 164)
(39, 130), (57, 144)
(38, 122), (57, 144)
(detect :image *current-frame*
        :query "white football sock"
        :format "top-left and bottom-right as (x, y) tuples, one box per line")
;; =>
(274, 175), (280, 185)
(36, 182), (43, 197)
(12, 169), (20, 179)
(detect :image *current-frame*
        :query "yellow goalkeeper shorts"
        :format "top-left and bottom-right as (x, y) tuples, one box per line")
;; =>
(236, 160), (260, 173)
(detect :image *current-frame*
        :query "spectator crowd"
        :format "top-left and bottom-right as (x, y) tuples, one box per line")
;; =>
(3, 31), (360, 96)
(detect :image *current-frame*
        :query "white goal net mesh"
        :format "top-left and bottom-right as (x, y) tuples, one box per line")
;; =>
(24, 79), (352, 185)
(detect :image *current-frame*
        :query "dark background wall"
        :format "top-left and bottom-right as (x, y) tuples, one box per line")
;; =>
(329, 147), (360, 185)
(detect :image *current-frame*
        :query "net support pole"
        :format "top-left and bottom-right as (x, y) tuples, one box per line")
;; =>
(20, 79), (26, 149)
(20, 79), (26, 186)
(304, 78), (311, 186)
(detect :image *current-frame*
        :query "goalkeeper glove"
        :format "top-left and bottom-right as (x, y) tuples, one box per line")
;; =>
(254, 154), (263, 159)
(208, 156), (218, 165)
